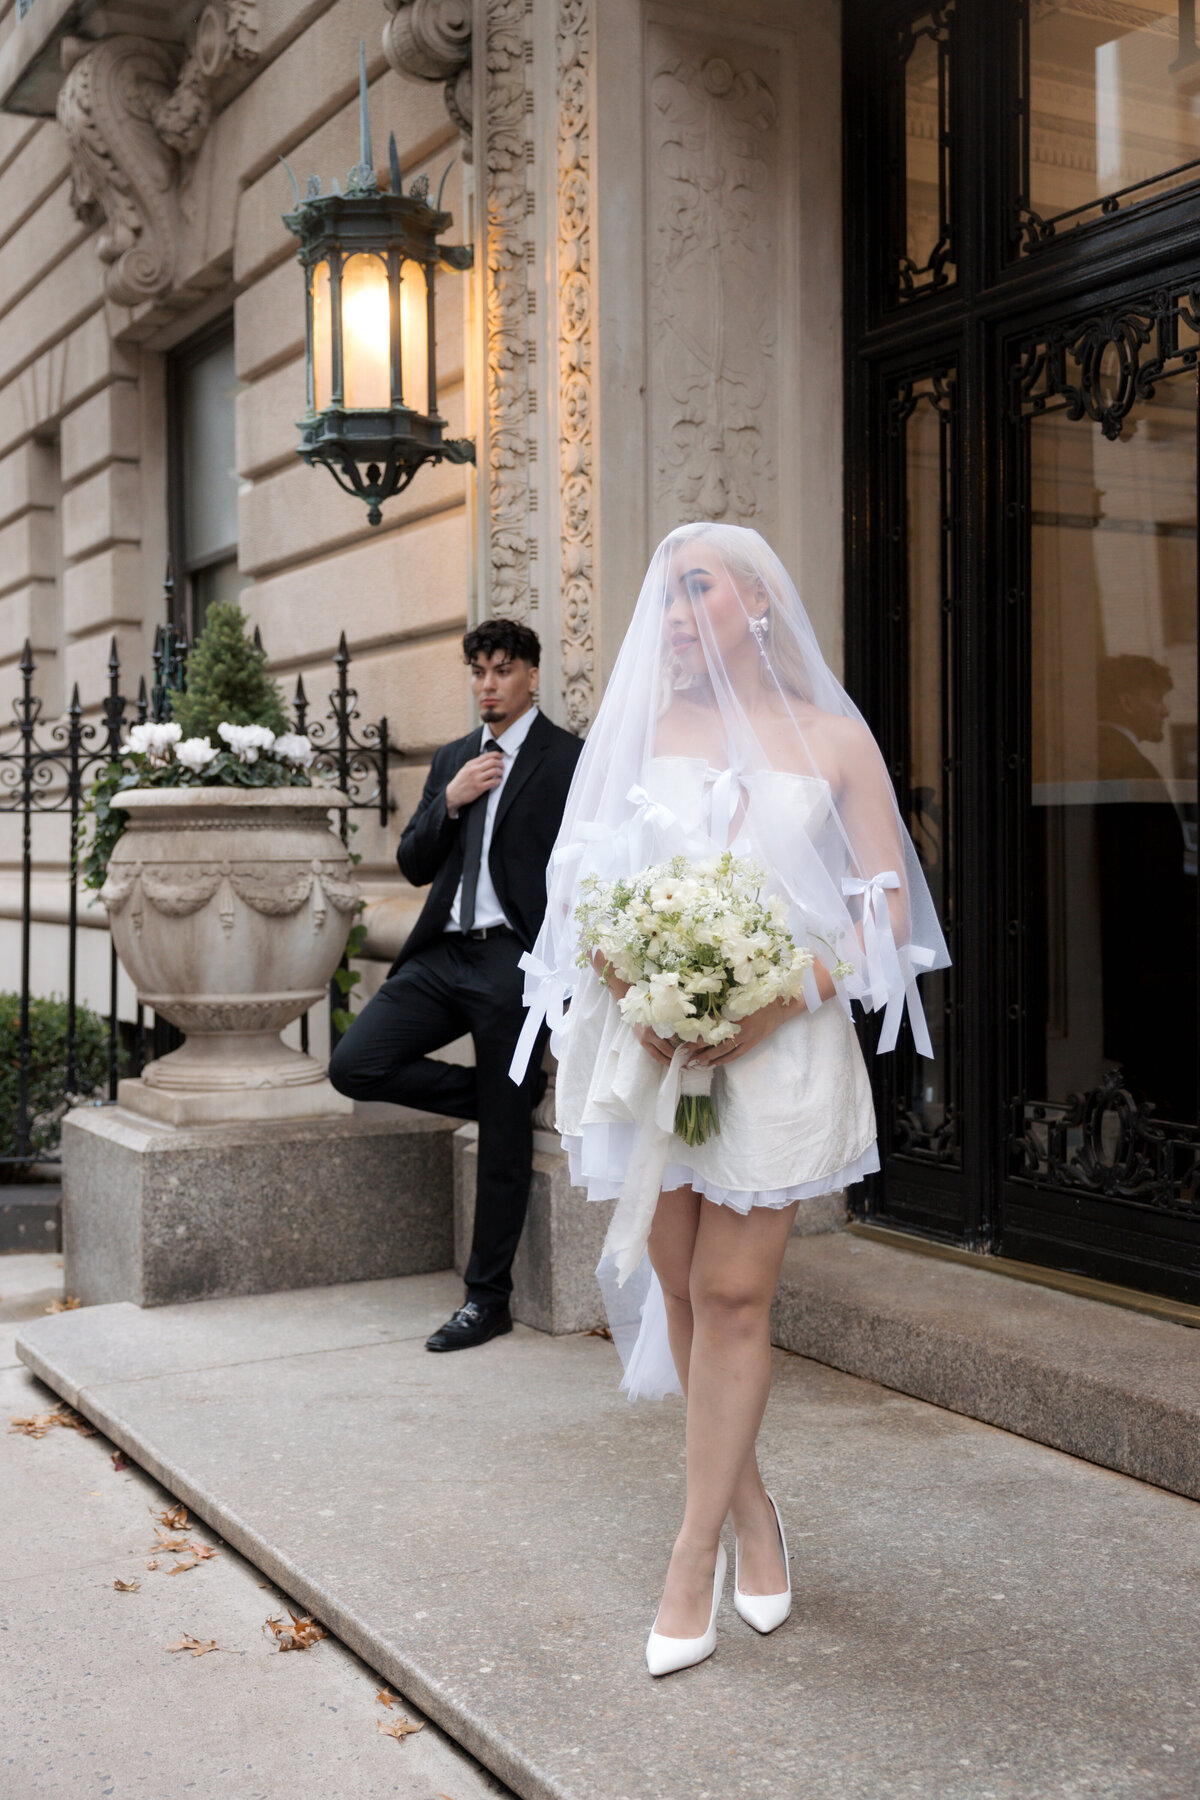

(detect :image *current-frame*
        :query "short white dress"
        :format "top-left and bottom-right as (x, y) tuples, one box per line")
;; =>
(552, 755), (879, 1397)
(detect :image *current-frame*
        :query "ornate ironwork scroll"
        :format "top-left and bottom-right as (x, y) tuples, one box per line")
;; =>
(1014, 1070), (1200, 1215)
(890, 4), (956, 303)
(1012, 286), (1200, 439)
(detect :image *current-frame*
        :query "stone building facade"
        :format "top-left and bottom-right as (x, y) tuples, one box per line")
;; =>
(0, 0), (842, 1038)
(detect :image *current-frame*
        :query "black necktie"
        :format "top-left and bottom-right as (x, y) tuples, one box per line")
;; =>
(458, 746), (501, 933)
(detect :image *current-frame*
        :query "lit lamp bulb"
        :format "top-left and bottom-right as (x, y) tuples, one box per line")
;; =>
(341, 254), (391, 410)
(399, 262), (429, 417)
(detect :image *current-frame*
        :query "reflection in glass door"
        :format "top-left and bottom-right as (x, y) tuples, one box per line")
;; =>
(1007, 305), (1200, 1281)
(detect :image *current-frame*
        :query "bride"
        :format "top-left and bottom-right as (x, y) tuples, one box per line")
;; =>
(511, 523), (948, 1675)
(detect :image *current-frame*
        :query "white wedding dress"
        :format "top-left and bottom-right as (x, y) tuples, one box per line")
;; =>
(553, 754), (879, 1399)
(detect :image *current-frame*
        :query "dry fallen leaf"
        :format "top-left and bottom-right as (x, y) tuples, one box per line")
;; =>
(145, 1559), (159, 1572)
(9, 1404), (95, 1439)
(377, 1716), (424, 1744)
(587, 1325), (614, 1341)
(166, 1635), (219, 1657)
(263, 1609), (325, 1652)
(44, 1295), (81, 1314)
(111, 1451), (128, 1471)
(112, 1578), (141, 1592)
(152, 1503), (189, 1530)
(168, 1544), (220, 1575)
(376, 1690), (398, 1709)
(150, 1531), (191, 1554)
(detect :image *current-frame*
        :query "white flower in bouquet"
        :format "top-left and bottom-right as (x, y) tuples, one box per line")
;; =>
(217, 721), (276, 763)
(175, 736), (217, 773)
(122, 721), (181, 765)
(574, 851), (816, 1146)
(272, 732), (315, 769)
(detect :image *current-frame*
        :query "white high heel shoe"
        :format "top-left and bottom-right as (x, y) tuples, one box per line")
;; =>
(645, 1543), (727, 1677)
(733, 1493), (791, 1634)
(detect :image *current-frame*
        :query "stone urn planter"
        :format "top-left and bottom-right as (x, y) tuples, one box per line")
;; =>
(100, 787), (361, 1124)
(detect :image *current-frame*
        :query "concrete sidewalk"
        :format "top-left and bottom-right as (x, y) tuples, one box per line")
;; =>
(15, 1266), (1200, 1800)
(0, 1255), (511, 1800)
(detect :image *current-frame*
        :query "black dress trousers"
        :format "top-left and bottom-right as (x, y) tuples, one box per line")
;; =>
(328, 930), (547, 1306)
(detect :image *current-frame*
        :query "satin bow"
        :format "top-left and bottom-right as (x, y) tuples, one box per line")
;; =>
(508, 949), (567, 1086)
(842, 871), (935, 1059)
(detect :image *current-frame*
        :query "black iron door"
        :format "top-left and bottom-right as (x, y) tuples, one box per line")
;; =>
(844, 0), (1200, 1298)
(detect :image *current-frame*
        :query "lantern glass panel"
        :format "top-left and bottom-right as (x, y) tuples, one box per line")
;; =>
(400, 259), (430, 417)
(311, 259), (332, 414)
(341, 252), (391, 410)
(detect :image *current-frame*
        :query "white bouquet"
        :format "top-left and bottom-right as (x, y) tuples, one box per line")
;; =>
(574, 851), (814, 1146)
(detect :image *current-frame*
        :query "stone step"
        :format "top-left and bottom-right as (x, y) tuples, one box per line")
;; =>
(771, 1228), (1200, 1502)
(15, 1270), (1200, 1800)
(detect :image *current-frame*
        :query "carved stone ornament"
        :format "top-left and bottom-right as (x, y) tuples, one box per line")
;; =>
(483, 0), (536, 626)
(55, 3), (258, 307)
(382, 0), (473, 147)
(556, 0), (596, 733)
(101, 857), (361, 938)
(649, 53), (778, 531)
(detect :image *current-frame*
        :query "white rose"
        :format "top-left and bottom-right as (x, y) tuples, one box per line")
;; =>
(272, 732), (315, 769)
(175, 737), (217, 774)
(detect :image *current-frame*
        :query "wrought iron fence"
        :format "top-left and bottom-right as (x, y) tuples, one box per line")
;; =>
(0, 613), (394, 1172)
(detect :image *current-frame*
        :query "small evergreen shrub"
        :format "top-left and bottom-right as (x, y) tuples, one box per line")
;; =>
(169, 601), (289, 739)
(0, 993), (116, 1177)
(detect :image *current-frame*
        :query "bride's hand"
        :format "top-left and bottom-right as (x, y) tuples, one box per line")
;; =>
(685, 998), (798, 1069)
(633, 1023), (679, 1066)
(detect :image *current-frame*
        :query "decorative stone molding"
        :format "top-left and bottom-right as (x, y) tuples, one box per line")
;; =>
(55, 3), (258, 307)
(101, 858), (360, 938)
(648, 52), (778, 533)
(556, 0), (596, 732)
(482, 0), (537, 624)
(382, 0), (473, 146)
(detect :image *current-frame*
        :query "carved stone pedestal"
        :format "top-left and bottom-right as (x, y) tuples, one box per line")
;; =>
(62, 1105), (457, 1308)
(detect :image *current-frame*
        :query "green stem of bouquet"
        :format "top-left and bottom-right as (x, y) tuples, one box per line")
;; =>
(674, 1092), (719, 1147)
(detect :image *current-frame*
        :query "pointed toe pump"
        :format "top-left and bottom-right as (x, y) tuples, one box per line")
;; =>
(645, 1543), (727, 1677)
(734, 1493), (791, 1635)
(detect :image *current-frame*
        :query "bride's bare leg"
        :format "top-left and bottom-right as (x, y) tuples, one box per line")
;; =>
(648, 1190), (779, 1588)
(651, 1197), (797, 1637)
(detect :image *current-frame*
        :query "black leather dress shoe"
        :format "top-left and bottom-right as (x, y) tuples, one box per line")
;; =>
(425, 1301), (513, 1353)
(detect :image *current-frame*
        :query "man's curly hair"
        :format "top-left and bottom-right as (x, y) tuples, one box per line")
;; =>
(462, 619), (541, 667)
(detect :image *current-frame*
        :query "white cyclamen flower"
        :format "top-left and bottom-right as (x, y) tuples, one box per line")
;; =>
(175, 736), (218, 774)
(217, 722), (277, 763)
(122, 721), (181, 763)
(272, 732), (315, 769)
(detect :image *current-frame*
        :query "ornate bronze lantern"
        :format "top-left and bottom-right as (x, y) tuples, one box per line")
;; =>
(282, 49), (474, 525)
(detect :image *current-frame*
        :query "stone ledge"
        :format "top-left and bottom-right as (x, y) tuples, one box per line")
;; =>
(63, 1105), (458, 1308)
(772, 1231), (1200, 1501)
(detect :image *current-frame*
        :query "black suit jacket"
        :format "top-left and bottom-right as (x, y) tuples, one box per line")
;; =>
(392, 709), (583, 972)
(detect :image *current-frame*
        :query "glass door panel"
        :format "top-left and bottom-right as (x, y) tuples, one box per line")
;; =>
(891, 371), (959, 1163)
(1021, 1), (1200, 245)
(1018, 373), (1198, 1211)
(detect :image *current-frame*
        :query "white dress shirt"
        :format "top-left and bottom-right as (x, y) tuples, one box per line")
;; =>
(446, 704), (540, 933)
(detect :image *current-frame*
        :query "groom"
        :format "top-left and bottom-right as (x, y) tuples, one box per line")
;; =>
(329, 619), (582, 1351)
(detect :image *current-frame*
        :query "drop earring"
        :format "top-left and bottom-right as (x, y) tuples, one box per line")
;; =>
(750, 612), (771, 666)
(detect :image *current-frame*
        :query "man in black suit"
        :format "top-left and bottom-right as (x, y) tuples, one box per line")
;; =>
(329, 619), (583, 1350)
